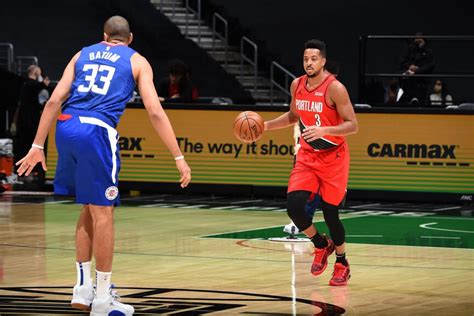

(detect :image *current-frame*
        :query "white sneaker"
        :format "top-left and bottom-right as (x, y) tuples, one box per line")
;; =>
(71, 284), (94, 311)
(283, 222), (299, 235)
(90, 288), (134, 316)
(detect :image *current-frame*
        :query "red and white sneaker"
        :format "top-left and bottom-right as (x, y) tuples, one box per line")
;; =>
(329, 262), (351, 286)
(311, 237), (335, 276)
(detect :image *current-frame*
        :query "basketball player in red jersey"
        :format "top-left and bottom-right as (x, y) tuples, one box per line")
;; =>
(264, 39), (358, 286)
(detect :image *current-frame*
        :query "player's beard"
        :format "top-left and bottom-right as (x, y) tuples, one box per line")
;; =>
(306, 68), (320, 78)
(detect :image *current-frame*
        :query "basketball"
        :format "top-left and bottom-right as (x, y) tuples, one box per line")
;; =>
(233, 111), (264, 143)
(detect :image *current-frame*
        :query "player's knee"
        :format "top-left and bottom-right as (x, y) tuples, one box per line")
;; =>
(89, 205), (114, 223)
(321, 201), (345, 246)
(287, 191), (312, 231)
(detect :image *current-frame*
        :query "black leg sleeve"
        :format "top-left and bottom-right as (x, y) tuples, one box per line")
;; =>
(321, 201), (346, 246)
(287, 190), (312, 232)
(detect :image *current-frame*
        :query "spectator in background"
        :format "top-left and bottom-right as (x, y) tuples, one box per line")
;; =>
(11, 65), (51, 183)
(158, 59), (198, 103)
(399, 32), (435, 104)
(429, 79), (453, 107)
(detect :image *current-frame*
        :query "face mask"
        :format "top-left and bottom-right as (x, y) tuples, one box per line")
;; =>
(37, 75), (43, 83)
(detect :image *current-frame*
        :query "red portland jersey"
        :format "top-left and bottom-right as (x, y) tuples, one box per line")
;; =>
(294, 74), (345, 151)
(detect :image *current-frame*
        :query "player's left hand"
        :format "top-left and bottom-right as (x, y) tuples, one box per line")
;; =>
(16, 147), (47, 176)
(302, 126), (327, 142)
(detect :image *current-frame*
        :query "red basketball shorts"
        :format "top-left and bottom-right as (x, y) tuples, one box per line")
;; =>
(288, 142), (349, 206)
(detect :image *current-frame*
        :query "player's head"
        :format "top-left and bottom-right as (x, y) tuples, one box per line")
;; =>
(303, 39), (326, 78)
(103, 16), (133, 45)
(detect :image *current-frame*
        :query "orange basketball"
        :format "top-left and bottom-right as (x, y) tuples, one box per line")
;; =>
(233, 111), (264, 143)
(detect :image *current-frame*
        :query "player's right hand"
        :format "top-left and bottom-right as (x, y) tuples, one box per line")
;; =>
(16, 147), (48, 176)
(176, 159), (191, 188)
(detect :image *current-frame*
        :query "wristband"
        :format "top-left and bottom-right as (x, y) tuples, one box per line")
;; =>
(32, 144), (44, 150)
(174, 155), (184, 161)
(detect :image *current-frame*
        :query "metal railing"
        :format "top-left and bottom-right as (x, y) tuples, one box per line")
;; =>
(240, 36), (258, 93)
(15, 56), (38, 75)
(0, 43), (14, 72)
(185, 0), (201, 43)
(155, 0), (177, 17)
(212, 13), (228, 68)
(358, 35), (474, 103)
(270, 61), (296, 105)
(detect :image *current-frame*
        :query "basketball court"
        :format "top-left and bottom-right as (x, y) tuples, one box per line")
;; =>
(1, 192), (473, 315)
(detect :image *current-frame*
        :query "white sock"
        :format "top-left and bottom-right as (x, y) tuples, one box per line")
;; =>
(75, 261), (92, 287)
(96, 270), (112, 299)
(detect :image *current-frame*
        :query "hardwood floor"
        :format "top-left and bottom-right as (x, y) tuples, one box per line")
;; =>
(0, 197), (473, 315)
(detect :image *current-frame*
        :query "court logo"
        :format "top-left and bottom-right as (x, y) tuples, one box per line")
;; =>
(105, 186), (119, 200)
(0, 286), (346, 315)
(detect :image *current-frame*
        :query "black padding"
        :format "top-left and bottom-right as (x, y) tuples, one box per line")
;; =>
(321, 201), (346, 246)
(287, 190), (313, 231)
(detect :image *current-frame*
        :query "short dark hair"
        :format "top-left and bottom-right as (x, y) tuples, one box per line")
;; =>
(104, 16), (131, 41)
(304, 39), (327, 57)
(168, 59), (188, 77)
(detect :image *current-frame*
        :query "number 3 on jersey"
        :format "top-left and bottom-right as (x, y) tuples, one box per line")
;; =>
(77, 64), (116, 95)
(315, 114), (322, 127)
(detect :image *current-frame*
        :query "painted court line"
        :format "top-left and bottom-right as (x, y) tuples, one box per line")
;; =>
(178, 204), (209, 209)
(233, 206), (267, 211)
(419, 222), (474, 234)
(351, 203), (381, 209)
(433, 206), (462, 212)
(138, 203), (165, 208)
(210, 206), (241, 210)
(139, 203), (187, 208)
(421, 236), (461, 240)
(230, 199), (263, 204)
(2, 191), (54, 196)
(43, 200), (71, 204)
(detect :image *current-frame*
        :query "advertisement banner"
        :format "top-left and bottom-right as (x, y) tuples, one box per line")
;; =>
(46, 108), (474, 194)
(347, 113), (473, 193)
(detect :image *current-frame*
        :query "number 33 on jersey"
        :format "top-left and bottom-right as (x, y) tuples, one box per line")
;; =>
(78, 64), (116, 95)
(64, 42), (136, 126)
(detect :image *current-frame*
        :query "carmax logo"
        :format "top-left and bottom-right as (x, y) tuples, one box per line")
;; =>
(367, 143), (456, 159)
(119, 137), (143, 151)
(118, 137), (155, 159)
